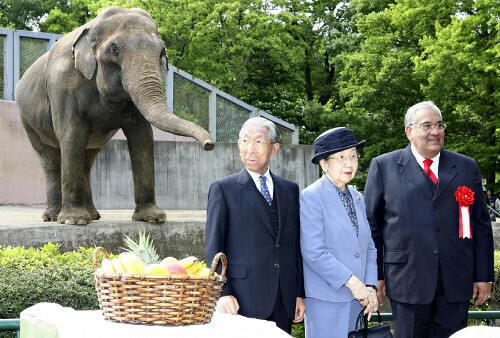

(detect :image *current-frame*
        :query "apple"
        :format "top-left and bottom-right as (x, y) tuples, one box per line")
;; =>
(166, 263), (187, 275)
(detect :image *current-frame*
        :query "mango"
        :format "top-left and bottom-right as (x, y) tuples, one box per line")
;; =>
(145, 264), (170, 275)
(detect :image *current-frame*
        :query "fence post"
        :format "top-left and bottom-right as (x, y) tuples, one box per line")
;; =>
(1, 29), (15, 100)
(209, 87), (217, 141)
(165, 63), (174, 111)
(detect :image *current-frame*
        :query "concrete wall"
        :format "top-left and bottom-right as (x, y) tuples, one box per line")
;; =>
(1, 99), (318, 210)
(0, 100), (46, 207)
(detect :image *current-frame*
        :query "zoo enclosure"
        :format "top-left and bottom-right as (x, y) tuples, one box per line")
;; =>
(0, 28), (298, 144)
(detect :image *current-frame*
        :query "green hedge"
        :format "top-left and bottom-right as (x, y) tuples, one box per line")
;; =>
(0, 243), (100, 319)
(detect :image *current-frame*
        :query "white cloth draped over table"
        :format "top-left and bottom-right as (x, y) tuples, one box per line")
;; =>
(20, 303), (291, 338)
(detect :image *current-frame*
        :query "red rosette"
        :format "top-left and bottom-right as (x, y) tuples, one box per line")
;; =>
(455, 186), (474, 206)
(455, 186), (474, 239)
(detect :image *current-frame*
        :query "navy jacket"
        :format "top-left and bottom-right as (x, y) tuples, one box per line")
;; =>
(205, 168), (305, 319)
(364, 145), (494, 304)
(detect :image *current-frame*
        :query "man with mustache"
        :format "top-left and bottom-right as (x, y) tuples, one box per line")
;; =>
(364, 101), (494, 337)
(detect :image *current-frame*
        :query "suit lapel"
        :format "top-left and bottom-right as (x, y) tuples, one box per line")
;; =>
(398, 145), (434, 200)
(434, 149), (458, 201)
(238, 169), (276, 237)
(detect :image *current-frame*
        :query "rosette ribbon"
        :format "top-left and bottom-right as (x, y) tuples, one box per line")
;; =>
(455, 186), (474, 239)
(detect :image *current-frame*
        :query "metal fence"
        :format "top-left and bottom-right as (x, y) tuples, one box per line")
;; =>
(1, 28), (298, 144)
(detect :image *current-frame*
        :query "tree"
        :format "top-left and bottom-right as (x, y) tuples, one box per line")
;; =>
(336, 0), (460, 185)
(414, 0), (500, 187)
(40, 0), (93, 33)
(0, 0), (53, 30)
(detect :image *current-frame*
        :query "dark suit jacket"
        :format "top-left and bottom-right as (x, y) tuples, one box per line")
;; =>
(205, 168), (305, 319)
(364, 145), (494, 304)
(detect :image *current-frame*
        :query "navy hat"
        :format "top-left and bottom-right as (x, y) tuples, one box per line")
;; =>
(311, 127), (365, 164)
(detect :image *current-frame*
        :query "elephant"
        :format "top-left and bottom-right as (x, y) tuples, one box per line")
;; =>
(15, 6), (214, 225)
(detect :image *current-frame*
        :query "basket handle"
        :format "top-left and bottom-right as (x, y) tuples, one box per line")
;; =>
(209, 252), (227, 278)
(93, 247), (110, 272)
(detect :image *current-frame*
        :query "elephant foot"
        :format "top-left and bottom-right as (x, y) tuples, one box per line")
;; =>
(42, 208), (60, 222)
(87, 207), (101, 220)
(132, 204), (166, 223)
(57, 206), (92, 225)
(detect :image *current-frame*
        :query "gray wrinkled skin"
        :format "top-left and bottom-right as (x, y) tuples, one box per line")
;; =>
(15, 7), (214, 225)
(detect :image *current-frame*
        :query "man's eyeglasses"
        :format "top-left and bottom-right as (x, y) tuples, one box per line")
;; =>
(239, 138), (271, 150)
(327, 153), (360, 163)
(410, 123), (446, 131)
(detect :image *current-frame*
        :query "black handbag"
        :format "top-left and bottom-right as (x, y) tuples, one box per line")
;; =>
(347, 309), (393, 338)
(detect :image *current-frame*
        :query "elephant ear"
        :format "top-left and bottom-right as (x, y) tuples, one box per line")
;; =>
(72, 28), (96, 80)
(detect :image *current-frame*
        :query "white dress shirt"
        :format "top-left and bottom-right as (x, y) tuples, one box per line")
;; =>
(246, 168), (274, 198)
(410, 144), (440, 180)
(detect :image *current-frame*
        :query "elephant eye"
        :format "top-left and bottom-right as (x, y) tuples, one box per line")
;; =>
(110, 44), (119, 54)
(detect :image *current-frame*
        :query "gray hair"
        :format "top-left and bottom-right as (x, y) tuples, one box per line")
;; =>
(404, 101), (442, 127)
(239, 117), (280, 143)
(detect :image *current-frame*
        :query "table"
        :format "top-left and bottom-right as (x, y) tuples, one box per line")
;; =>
(20, 303), (291, 338)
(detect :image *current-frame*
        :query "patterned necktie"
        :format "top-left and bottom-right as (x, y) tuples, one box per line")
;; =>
(259, 176), (272, 205)
(423, 159), (438, 184)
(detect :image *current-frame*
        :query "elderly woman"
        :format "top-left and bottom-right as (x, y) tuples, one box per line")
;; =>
(300, 127), (378, 337)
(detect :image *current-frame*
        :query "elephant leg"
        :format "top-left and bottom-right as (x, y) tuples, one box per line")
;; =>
(122, 118), (166, 223)
(84, 148), (101, 220)
(56, 128), (92, 225)
(20, 118), (62, 221)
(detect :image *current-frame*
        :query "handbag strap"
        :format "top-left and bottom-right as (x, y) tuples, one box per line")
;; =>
(355, 309), (366, 330)
(355, 309), (384, 332)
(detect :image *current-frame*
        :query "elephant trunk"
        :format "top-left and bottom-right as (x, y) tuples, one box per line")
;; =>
(124, 64), (214, 151)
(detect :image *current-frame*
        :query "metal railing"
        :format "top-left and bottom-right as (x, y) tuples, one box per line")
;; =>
(488, 205), (500, 217)
(0, 319), (20, 337)
(0, 28), (298, 144)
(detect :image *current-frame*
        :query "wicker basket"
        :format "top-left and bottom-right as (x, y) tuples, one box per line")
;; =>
(93, 247), (227, 325)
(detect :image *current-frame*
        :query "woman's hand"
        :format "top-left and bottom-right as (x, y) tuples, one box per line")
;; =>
(365, 286), (379, 320)
(346, 275), (378, 320)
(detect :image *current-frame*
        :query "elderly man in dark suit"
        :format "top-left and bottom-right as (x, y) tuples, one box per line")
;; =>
(205, 117), (305, 334)
(364, 101), (494, 337)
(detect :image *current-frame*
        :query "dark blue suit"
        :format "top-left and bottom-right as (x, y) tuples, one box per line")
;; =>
(205, 168), (304, 324)
(364, 145), (494, 336)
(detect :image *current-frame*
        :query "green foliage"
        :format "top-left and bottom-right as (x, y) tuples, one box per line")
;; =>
(0, 243), (99, 320)
(414, 0), (500, 185)
(292, 322), (305, 338)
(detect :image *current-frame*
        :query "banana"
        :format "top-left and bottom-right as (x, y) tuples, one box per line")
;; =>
(127, 252), (146, 273)
(111, 257), (126, 273)
(197, 267), (217, 276)
(101, 258), (116, 273)
(178, 256), (202, 275)
(118, 252), (141, 273)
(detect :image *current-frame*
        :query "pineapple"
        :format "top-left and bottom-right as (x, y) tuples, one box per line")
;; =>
(122, 230), (160, 265)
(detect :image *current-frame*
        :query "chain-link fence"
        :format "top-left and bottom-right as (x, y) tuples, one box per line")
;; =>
(19, 37), (48, 79)
(1, 28), (298, 143)
(216, 94), (252, 143)
(173, 73), (210, 131)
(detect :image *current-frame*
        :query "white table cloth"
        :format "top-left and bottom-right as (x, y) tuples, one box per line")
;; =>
(20, 303), (291, 338)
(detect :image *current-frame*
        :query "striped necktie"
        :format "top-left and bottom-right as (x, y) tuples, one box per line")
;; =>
(259, 176), (272, 205)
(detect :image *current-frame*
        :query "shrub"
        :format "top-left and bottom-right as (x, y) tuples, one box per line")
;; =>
(0, 243), (100, 320)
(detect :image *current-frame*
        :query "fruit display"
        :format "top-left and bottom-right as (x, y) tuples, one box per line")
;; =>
(96, 231), (215, 276)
